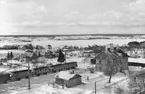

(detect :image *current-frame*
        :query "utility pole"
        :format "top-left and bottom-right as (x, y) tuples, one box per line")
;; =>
(25, 55), (31, 90)
(65, 51), (66, 63)
(28, 60), (31, 90)
(95, 82), (96, 94)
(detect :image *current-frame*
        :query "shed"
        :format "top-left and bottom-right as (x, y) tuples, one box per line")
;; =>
(55, 71), (82, 88)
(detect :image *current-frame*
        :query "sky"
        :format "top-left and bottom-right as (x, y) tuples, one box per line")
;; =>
(0, 0), (145, 35)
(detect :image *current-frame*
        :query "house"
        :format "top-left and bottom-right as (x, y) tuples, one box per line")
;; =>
(82, 50), (95, 58)
(95, 44), (129, 74)
(55, 71), (82, 88)
(127, 48), (145, 58)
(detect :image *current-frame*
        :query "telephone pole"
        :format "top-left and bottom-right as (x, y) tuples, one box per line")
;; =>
(24, 53), (31, 90)
(28, 60), (31, 90)
(95, 82), (96, 94)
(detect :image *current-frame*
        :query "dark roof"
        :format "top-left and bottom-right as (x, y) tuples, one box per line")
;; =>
(50, 62), (77, 68)
(12, 69), (29, 73)
(95, 51), (119, 60)
(116, 49), (129, 57)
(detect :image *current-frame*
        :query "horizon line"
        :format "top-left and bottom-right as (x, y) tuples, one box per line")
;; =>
(0, 34), (145, 37)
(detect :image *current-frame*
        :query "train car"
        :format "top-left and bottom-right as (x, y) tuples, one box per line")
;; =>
(11, 69), (31, 81)
(0, 73), (11, 84)
(49, 62), (77, 73)
(49, 64), (64, 73)
(67, 62), (77, 69)
(32, 66), (50, 76)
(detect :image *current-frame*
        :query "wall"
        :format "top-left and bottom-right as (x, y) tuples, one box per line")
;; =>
(95, 54), (128, 74)
(67, 77), (81, 88)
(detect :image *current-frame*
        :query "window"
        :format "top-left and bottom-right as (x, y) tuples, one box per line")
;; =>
(99, 60), (101, 64)
(95, 66), (97, 70)
(99, 66), (102, 71)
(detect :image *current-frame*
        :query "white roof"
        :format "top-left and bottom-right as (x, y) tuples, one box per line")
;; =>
(56, 71), (79, 80)
(0, 67), (9, 73)
(128, 58), (145, 64)
(5, 67), (28, 73)
(7, 60), (21, 64)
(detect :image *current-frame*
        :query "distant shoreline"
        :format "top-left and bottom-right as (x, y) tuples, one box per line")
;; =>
(0, 34), (145, 37)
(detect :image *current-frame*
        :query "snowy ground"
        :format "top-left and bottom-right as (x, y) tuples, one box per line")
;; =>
(2, 58), (145, 94)
(10, 84), (93, 94)
(4, 65), (143, 94)
(7, 70), (128, 94)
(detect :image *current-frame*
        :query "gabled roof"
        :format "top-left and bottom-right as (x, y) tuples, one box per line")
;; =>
(55, 71), (81, 80)
(116, 49), (129, 57)
(95, 51), (119, 60)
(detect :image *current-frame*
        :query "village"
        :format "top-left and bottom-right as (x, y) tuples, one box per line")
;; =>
(1, 0), (145, 93)
(0, 40), (145, 94)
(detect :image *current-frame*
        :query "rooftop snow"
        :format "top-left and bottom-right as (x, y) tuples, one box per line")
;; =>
(128, 58), (145, 63)
(56, 71), (79, 80)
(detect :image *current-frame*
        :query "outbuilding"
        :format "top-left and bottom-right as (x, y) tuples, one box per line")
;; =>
(55, 71), (82, 88)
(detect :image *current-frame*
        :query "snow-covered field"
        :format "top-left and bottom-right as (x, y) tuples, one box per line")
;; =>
(0, 38), (145, 47)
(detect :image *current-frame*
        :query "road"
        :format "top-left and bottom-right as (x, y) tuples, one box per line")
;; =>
(0, 68), (88, 94)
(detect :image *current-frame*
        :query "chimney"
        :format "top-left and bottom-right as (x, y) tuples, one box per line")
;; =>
(70, 70), (75, 74)
(107, 48), (111, 52)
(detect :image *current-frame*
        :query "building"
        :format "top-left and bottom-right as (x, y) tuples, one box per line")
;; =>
(95, 44), (129, 74)
(127, 48), (145, 58)
(46, 45), (52, 51)
(82, 50), (96, 58)
(55, 71), (82, 88)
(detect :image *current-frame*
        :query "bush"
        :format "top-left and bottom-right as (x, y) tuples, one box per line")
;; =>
(115, 86), (124, 94)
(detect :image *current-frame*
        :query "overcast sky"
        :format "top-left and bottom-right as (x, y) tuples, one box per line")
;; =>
(0, 0), (145, 35)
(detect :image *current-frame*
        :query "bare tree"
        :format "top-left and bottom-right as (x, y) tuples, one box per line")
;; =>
(103, 58), (116, 83)
(128, 76), (145, 94)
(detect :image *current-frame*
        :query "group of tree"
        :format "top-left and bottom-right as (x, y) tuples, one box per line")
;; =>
(6, 52), (14, 60)
(114, 71), (145, 94)
(127, 70), (145, 94)
(23, 44), (34, 50)
(0, 45), (20, 50)
(128, 41), (145, 49)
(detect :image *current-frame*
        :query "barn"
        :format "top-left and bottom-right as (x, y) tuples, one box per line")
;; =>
(55, 71), (82, 88)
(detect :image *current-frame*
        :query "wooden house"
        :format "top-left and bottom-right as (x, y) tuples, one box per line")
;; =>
(95, 44), (129, 74)
(55, 71), (82, 88)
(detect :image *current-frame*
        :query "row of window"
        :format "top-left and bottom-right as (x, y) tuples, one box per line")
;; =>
(96, 66), (121, 73)
(96, 59), (121, 65)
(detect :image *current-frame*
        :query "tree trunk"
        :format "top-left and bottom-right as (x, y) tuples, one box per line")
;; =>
(108, 75), (112, 83)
